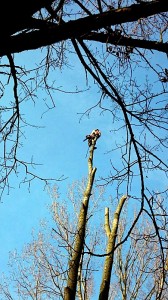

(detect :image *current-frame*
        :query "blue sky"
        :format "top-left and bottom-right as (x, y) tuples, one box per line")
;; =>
(0, 49), (114, 275)
(0, 42), (167, 295)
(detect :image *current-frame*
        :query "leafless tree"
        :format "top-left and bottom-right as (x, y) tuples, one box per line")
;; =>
(0, 1), (168, 298)
(108, 205), (168, 300)
(0, 140), (167, 299)
(0, 139), (106, 299)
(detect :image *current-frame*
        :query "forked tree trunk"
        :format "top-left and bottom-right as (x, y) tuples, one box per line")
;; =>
(99, 195), (127, 300)
(64, 138), (97, 300)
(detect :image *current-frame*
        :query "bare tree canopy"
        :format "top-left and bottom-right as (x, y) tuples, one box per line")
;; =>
(0, 0), (168, 55)
(0, 2), (168, 299)
(0, 0), (168, 198)
(0, 1), (168, 202)
(0, 177), (167, 299)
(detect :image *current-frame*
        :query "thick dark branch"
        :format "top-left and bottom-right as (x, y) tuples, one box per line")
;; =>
(7, 54), (20, 117)
(0, 1), (167, 56)
(85, 32), (168, 53)
(0, 0), (55, 36)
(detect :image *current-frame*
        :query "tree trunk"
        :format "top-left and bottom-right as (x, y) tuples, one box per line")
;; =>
(99, 195), (127, 300)
(64, 138), (97, 300)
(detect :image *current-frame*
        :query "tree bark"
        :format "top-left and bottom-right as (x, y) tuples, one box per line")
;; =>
(99, 195), (127, 300)
(86, 32), (168, 54)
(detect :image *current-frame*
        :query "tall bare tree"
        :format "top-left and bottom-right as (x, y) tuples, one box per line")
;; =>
(0, 1), (168, 298)
(64, 135), (98, 299)
(0, 165), (167, 299)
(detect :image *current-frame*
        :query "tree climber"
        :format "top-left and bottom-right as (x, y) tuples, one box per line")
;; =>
(83, 129), (101, 147)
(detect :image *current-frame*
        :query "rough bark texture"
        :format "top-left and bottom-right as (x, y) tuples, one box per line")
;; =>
(64, 139), (97, 300)
(99, 195), (127, 300)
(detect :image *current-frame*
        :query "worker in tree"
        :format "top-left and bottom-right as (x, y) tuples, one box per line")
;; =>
(83, 129), (101, 147)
